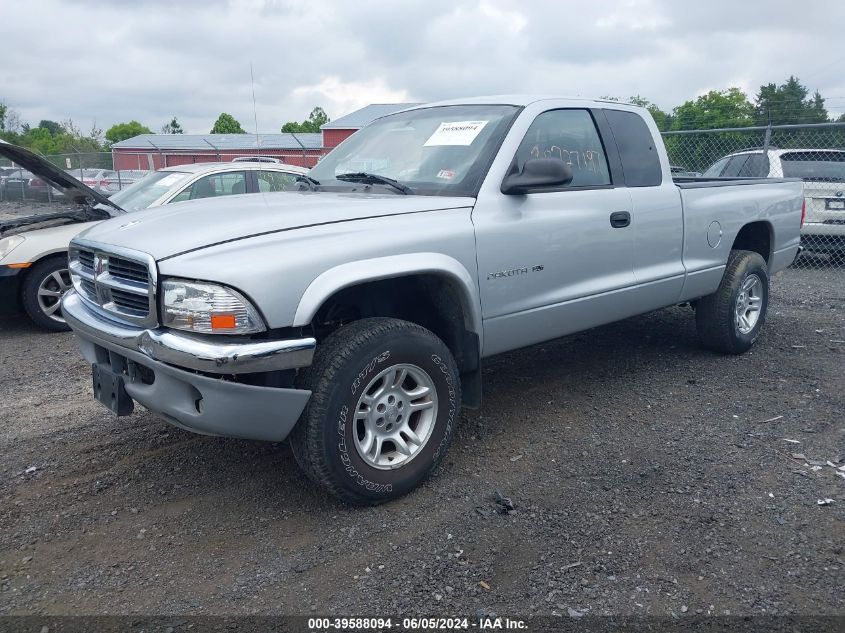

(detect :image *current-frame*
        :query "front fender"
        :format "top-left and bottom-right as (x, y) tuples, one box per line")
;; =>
(292, 252), (483, 339)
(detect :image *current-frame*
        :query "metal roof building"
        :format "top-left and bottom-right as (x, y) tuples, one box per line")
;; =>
(320, 103), (421, 130)
(111, 103), (422, 170)
(111, 133), (323, 170)
(321, 103), (421, 149)
(111, 133), (323, 151)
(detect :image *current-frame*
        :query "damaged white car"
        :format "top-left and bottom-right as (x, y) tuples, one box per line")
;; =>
(0, 141), (307, 331)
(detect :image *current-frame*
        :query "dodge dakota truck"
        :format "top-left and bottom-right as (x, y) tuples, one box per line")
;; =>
(59, 96), (804, 504)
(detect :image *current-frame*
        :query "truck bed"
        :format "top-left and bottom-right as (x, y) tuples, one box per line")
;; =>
(673, 176), (801, 188)
(674, 176), (804, 304)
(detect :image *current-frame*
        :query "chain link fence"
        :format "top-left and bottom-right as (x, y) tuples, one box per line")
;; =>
(662, 122), (845, 272)
(2, 127), (843, 277)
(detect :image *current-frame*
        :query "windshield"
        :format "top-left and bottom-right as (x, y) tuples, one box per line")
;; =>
(780, 151), (845, 182)
(109, 170), (189, 211)
(309, 105), (520, 196)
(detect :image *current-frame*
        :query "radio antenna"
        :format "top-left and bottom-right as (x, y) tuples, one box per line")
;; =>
(250, 61), (260, 160)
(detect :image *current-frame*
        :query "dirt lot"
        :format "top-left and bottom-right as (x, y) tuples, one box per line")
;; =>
(0, 268), (843, 618)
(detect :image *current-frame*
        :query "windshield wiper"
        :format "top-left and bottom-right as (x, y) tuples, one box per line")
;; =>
(295, 174), (321, 191)
(335, 172), (412, 195)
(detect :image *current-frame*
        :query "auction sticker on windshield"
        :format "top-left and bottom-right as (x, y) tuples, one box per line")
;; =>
(424, 120), (488, 146)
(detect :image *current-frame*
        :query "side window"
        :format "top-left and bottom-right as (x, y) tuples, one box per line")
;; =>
(170, 171), (248, 203)
(514, 109), (611, 188)
(721, 155), (750, 177)
(257, 170), (299, 192)
(603, 109), (662, 186)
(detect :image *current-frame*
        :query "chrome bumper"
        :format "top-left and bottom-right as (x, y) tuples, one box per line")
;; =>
(61, 290), (315, 375)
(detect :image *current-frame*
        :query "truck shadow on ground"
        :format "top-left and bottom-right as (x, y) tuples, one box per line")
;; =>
(0, 311), (56, 335)
(3, 304), (725, 517)
(65, 308), (711, 506)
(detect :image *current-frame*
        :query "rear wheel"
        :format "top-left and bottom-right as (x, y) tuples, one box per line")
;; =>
(290, 317), (461, 505)
(695, 250), (768, 354)
(21, 256), (72, 332)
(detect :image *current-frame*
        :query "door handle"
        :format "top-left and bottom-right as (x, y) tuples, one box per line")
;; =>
(609, 211), (631, 228)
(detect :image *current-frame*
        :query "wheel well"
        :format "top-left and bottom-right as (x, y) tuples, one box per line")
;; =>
(310, 274), (481, 406)
(731, 222), (771, 264)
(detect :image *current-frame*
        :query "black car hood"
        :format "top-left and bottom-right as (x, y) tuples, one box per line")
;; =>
(0, 207), (111, 237)
(0, 140), (123, 212)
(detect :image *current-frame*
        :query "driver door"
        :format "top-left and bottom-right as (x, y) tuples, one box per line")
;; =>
(472, 108), (636, 356)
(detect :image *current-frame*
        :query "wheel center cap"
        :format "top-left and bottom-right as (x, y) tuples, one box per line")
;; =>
(385, 404), (399, 423)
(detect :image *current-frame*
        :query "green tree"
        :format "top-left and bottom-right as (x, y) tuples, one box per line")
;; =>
(210, 113), (246, 134)
(754, 76), (829, 125)
(671, 88), (754, 131)
(38, 120), (64, 136)
(88, 121), (104, 146)
(628, 95), (673, 131)
(22, 127), (60, 155)
(105, 120), (153, 144)
(161, 117), (184, 134)
(0, 102), (7, 132)
(281, 106), (330, 133)
(664, 89), (755, 173)
(599, 96), (672, 131)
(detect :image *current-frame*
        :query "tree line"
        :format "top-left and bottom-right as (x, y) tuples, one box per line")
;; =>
(1, 76), (842, 158)
(605, 76), (843, 132)
(0, 102), (331, 157)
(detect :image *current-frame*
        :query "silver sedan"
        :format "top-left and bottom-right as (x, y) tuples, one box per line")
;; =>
(108, 161), (309, 211)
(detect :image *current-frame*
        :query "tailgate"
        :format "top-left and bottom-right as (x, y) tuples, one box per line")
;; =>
(803, 182), (845, 224)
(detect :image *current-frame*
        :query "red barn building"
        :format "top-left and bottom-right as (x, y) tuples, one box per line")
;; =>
(320, 103), (421, 149)
(111, 103), (420, 171)
(110, 133), (323, 170)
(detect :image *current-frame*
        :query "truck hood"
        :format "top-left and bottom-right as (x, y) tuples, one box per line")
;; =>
(0, 140), (122, 212)
(76, 191), (475, 260)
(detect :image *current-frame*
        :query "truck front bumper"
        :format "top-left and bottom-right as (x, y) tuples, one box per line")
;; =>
(61, 290), (315, 441)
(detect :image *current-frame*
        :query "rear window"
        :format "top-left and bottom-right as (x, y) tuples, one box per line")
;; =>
(780, 151), (845, 182)
(738, 153), (769, 177)
(603, 109), (662, 187)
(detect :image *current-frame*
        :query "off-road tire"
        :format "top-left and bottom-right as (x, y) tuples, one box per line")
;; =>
(695, 250), (769, 354)
(21, 256), (72, 332)
(290, 318), (461, 505)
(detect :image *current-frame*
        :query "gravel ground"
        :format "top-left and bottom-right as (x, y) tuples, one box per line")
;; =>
(0, 267), (843, 619)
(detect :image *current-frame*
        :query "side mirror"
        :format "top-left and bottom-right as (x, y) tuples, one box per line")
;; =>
(501, 158), (573, 195)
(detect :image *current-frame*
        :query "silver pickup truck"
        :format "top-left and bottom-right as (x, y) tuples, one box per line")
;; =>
(59, 96), (804, 504)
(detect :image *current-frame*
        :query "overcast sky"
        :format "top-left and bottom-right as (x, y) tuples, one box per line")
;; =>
(2, 0), (844, 135)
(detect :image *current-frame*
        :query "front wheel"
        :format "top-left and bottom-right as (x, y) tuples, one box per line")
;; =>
(695, 250), (769, 354)
(290, 318), (461, 505)
(21, 256), (72, 332)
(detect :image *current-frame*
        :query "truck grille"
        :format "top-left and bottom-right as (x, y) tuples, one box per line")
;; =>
(68, 242), (157, 327)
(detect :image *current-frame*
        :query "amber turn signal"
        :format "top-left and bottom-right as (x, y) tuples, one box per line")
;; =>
(210, 314), (237, 330)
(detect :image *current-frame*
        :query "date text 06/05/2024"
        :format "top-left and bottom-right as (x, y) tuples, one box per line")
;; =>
(307, 616), (528, 630)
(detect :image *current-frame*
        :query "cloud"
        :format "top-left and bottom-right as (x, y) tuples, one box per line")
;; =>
(290, 77), (413, 123)
(1, 0), (842, 135)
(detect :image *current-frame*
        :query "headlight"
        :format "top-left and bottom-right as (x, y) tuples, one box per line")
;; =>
(161, 278), (265, 334)
(0, 235), (25, 260)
